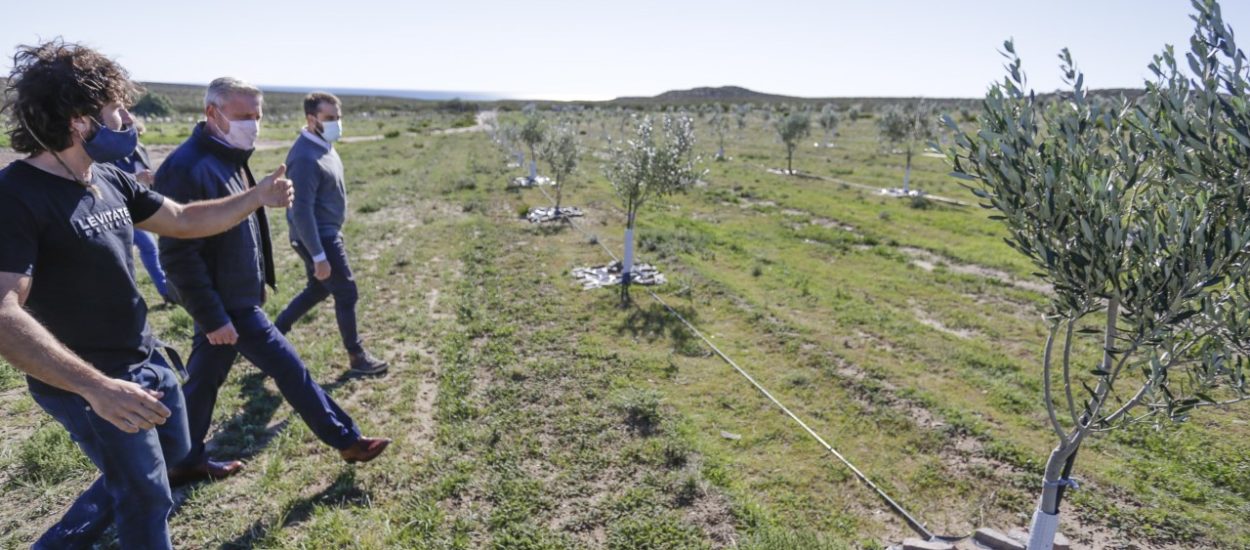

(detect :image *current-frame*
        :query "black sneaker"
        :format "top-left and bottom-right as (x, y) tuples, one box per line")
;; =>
(349, 350), (389, 375)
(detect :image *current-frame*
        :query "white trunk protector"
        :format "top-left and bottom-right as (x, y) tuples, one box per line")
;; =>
(622, 228), (635, 277)
(1026, 508), (1059, 550)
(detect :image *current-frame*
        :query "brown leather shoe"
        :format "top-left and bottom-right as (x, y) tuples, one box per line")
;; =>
(339, 437), (391, 464)
(167, 458), (244, 487)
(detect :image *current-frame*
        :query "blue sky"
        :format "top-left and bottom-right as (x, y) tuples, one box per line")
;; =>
(3, 0), (1248, 100)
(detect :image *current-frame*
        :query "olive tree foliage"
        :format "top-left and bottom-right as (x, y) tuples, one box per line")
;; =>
(818, 103), (840, 147)
(604, 115), (701, 303)
(877, 101), (936, 193)
(132, 91), (174, 118)
(774, 111), (811, 175)
(538, 122), (581, 213)
(847, 104), (863, 122)
(734, 103), (752, 132)
(519, 110), (546, 181)
(498, 122), (524, 167)
(946, 2), (1250, 547)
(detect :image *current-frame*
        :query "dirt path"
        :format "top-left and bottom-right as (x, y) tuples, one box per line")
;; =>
(433, 110), (496, 135)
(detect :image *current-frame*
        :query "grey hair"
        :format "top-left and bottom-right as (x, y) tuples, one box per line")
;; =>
(204, 77), (262, 108)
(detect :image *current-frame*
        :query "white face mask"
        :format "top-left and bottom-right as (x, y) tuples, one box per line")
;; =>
(214, 109), (260, 150)
(320, 119), (342, 143)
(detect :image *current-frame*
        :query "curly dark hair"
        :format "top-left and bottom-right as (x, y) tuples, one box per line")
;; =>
(2, 39), (140, 154)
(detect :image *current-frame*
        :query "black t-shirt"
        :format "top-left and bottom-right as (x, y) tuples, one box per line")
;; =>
(0, 160), (166, 394)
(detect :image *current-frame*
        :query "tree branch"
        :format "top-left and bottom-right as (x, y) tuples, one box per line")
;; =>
(1043, 323), (1067, 441)
(1061, 319), (1079, 427)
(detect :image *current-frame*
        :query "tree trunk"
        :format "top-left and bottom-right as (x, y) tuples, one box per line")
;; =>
(555, 181), (563, 214)
(621, 211), (637, 306)
(1027, 443), (1078, 550)
(1029, 301), (1116, 549)
(903, 148), (913, 193)
(787, 147), (794, 175)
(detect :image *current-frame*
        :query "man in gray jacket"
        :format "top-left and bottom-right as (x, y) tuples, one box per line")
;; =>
(275, 92), (387, 375)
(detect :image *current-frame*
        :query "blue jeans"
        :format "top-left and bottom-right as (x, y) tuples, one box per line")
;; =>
(133, 230), (170, 300)
(177, 305), (360, 467)
(275, 234), (364, 355)
(31, 353), (190, 550)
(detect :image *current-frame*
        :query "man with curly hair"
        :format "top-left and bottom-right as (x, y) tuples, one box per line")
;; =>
(0, 40), (295, 549)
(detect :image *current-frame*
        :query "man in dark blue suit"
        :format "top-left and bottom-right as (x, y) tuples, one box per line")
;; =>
(157, 77), (389, 486)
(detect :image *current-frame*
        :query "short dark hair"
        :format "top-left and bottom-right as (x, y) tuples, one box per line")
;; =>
(3, 39), (139, 154)
(303, 92), (341, 116)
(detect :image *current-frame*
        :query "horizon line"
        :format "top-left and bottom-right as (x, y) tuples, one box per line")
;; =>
(134, 81), (1148, 104)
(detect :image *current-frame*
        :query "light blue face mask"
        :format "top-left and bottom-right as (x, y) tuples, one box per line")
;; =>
(320, 119), (342, 143)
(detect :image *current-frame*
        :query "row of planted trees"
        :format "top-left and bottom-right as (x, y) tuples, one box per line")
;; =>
(513, 99), (941, 193)
(486, 4), (1250, 544)
(489, 108), (700, 304)
(710, 100), (944, 193)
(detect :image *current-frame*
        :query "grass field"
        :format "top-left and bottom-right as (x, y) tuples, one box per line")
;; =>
(1, 106), (1248, 549)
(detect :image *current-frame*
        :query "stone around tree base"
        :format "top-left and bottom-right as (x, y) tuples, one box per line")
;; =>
(509, 175), (552, 188)
(879, 187), (924, 198)
(975, 528), (1024, 550)
(571, 261), (665, 290)
(1007, 528), (1070, 550)
(525, 206), (584, 223)
(900, 538), (954, 550)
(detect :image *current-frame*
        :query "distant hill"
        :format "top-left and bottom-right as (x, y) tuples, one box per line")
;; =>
(608, 85), (978, 109)
(605, 84), (1149, 111)
(614, 86), (798, 104)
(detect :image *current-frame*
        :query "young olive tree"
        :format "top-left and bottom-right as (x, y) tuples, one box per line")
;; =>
(774, 111), (811, 175)
(877, 101), (936, 193)
(520, 110), (546, 181)
(818, 103), (840, 147)
(734, 103), (752, 134)
(483, 115), (500, 143)
(709, 106), (730, 160)
(947, 3), (1250, 548)
(539, 123), (581, 215)
(605, 114), (700, 304)
(500, 122), (524, 167)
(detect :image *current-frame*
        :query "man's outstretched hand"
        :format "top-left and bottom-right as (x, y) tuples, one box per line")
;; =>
(256, 164), (294, 208)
